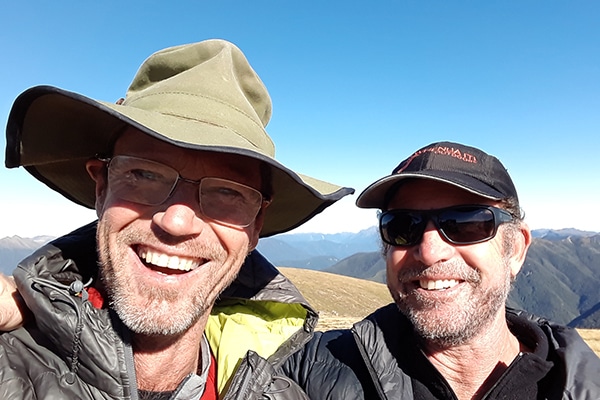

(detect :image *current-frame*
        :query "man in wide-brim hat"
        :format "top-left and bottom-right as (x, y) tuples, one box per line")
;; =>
(0, 39), (353, 399)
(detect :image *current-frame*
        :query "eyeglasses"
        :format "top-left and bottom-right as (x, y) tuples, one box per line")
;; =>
(379, 205), (514, 247)
(101, 155), (270, 227)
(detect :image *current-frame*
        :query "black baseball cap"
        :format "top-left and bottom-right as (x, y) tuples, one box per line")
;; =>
(356, 141), (518, 209)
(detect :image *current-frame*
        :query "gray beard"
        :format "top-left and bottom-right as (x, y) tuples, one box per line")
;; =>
(395, 260), (512, 348)
(96, 222), (233, 336)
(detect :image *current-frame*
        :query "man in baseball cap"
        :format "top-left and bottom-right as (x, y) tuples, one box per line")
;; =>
(283, 141), (599, 399)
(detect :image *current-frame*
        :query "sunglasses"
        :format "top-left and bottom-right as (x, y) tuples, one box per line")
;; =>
(379, 205), (514, 246)
(101, 155), (270, 227)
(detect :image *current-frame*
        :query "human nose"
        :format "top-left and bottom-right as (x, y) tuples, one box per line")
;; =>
(413, 220), (454, 265)
(151, 182), (205, 237)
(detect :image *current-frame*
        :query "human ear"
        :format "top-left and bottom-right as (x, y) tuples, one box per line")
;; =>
(506, 222), (532, 278)
(85, 159), (109, 216)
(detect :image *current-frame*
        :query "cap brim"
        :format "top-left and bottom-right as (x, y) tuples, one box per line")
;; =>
(356, 170), (505, 209)
(6, 86), (354, 237)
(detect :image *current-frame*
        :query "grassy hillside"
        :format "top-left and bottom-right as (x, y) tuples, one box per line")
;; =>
(279, 267), (390, 330)
(279, 267), (600, 356)
(578, 329), (600, 356)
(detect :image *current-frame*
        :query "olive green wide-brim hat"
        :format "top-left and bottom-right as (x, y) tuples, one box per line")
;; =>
(5, 39), (354, 237)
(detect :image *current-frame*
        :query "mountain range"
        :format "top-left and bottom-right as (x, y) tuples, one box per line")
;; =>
(0, 235), (55, 275)
(1, 227), (599, 328)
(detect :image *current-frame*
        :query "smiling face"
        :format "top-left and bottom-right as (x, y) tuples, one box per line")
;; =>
(385, 180), (529, 347)
(86, 128), (266, 336)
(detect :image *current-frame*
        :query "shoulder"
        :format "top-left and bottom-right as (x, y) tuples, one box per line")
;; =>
(283, 328), (358, 374)
(353, 303), (413, 353)
(507, 308), (600, 397)
(14, 222), (98, 286)
(543, 323), (600, 396)
(281, 328), (376, 399)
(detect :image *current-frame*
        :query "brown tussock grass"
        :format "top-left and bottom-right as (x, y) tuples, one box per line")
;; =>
(577, 329), (600, 356)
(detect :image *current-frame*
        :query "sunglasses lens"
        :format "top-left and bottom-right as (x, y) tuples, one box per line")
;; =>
(380, 206), (509, 247)
(438, 207), (495, 244)
(379, 211), (425, 246)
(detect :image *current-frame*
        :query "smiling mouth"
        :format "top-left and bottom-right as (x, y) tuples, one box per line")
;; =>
(418, 279), (460, 291)
(137, 247), (203, 273)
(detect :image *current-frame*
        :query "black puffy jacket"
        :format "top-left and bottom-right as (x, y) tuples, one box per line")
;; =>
(0, 222), (314, 399)
(283, 304), (600, 399)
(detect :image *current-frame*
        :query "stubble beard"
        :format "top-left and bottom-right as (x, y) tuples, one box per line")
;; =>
(96, 220), (246, 336)
(391, 259), (512, 348)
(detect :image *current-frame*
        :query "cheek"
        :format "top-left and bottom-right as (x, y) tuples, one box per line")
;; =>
(209, 224), (253, 256)
(472, 240), (504, 261)
(97, 197), (149, 232)
(385, 248), (408, 281)
(457, 241), (505, 276)
(387, 248), (410, 268)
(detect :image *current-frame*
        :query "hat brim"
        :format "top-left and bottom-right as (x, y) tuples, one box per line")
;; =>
(6, 86), (354, 237)
(356, 170), (505, 209)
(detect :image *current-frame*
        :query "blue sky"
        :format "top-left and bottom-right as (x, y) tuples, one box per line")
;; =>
(1, 1), (599, 238)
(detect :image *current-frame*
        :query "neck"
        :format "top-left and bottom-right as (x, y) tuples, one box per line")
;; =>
(132, 313), (209, 392)
(423, 311), (524, 400)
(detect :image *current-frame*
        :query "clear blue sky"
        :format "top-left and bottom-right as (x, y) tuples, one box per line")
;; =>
(1, 1), (599, 238)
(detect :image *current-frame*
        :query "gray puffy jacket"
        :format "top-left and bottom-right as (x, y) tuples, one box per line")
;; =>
(0, 222), (315, 399)
(283, 304), (600, 399)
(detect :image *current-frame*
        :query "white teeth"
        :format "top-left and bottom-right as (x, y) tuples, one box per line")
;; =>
(138, 248), (200, 271)
(167, 256), (181, 270)
(419, 279), (459, 290)
(156, 253), (169, 267)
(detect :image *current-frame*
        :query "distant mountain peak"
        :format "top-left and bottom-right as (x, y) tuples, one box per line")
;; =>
(532, 228), (598, 240)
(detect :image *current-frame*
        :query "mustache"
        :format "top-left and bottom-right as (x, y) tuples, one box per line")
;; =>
(118, 226), (227, 261)
(396, 261), (481, 285)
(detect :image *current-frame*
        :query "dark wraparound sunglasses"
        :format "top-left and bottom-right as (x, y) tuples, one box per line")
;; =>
(379, 205), (515, 246)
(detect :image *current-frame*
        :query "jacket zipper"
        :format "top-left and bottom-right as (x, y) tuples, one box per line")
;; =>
(113, 312), (140, 400)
